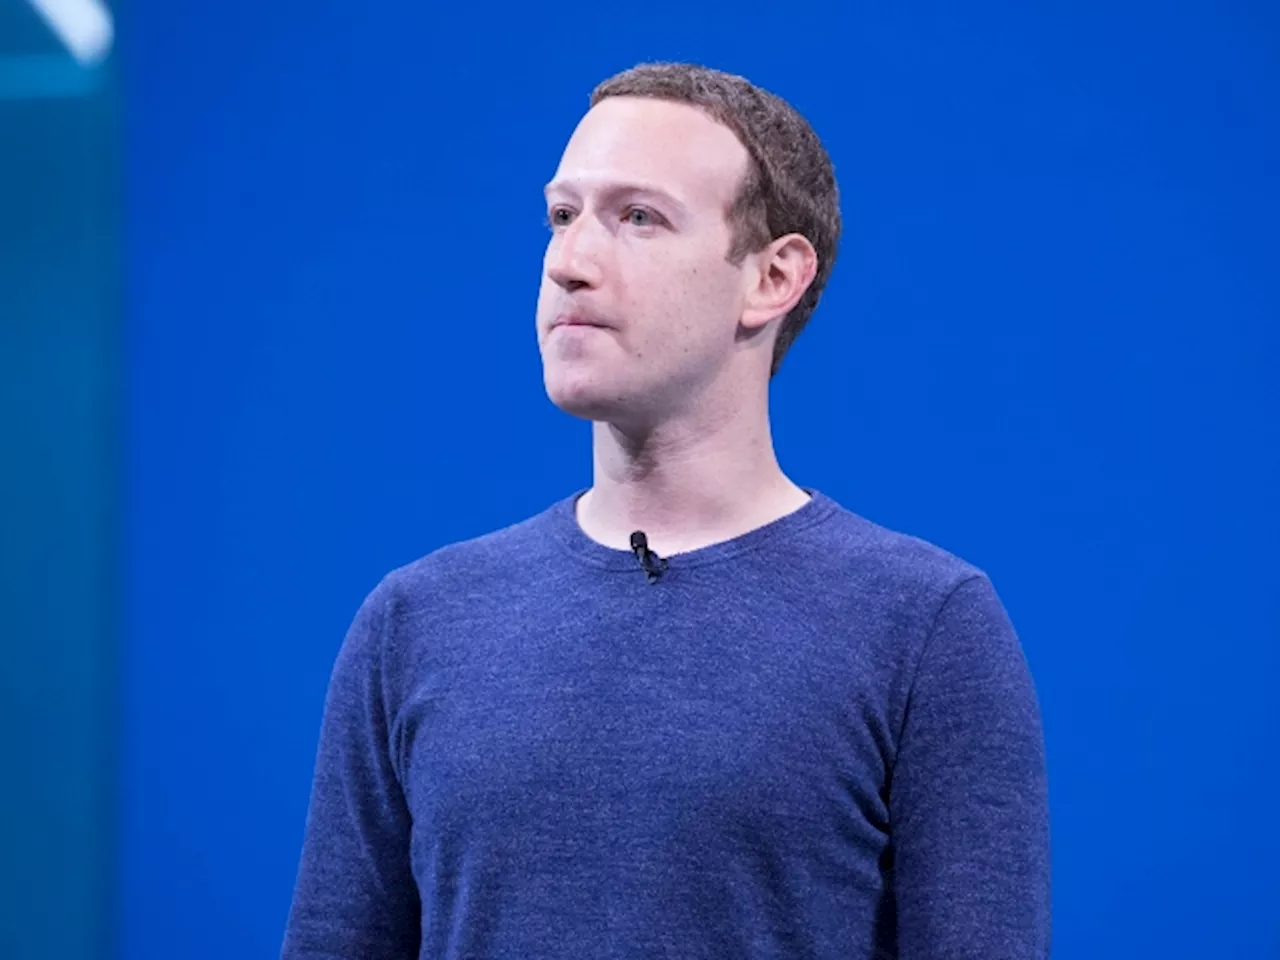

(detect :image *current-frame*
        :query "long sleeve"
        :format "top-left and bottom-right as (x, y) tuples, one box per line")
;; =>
(889, 575), (1051, 959)
(281, 580), (421, 959)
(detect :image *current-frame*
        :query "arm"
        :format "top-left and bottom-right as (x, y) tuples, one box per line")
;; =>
(889, 575), (1051, 959)
(281, 580), (420, 959)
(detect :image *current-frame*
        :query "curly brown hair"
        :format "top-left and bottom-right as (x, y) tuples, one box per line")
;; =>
(590, 62), (842, 379)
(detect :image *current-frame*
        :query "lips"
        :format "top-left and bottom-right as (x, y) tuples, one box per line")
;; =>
(552, 314), (610, 331)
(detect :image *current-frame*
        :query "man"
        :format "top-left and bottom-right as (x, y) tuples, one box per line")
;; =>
(282, 62), (1050, 959)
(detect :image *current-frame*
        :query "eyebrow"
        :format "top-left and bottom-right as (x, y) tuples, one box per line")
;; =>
(542, 179), (689, 218)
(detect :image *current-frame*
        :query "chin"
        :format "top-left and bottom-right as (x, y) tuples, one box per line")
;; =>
(544, 371), (618, 422)
(545, 376), (669, 435)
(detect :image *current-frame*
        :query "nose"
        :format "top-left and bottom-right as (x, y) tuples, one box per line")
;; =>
(545, 215), (604, 292)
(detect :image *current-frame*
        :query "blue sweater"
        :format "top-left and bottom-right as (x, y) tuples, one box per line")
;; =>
(282, 488), (1050, 959)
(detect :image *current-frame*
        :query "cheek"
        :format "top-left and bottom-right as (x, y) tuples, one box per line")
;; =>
(626, 290), (737, 371)
(651, 262), (741, 336)
(535, 269), (554, 303)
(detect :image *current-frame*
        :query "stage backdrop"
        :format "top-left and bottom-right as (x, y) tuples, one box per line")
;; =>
(119, 2), (1277, 958)
(0, 2), (117, 958)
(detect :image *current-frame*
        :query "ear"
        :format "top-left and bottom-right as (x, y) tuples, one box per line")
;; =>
(740, 233), (818, 334)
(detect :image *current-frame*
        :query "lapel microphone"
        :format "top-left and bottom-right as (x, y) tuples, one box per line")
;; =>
(629, 531), (669, 584)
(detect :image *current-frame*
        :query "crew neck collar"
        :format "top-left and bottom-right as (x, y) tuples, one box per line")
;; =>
(546, 486), (839, 572)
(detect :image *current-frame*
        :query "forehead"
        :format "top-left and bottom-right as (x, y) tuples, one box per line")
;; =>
(549, 97), (749, 212)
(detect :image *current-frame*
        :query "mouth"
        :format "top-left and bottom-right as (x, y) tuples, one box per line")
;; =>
(552, 314), (610, 330)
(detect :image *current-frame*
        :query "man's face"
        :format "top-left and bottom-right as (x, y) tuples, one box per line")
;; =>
(536, 96), (755, 428)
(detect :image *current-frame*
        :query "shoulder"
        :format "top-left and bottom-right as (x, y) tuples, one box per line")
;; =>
(347, 503), (558, 654)
(806, 495), (990, 620)
(326, 510), (552, 709)
(379, 505), (555, 604)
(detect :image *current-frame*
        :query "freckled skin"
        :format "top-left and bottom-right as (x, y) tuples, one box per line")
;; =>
(536, 97), (762, 432)
(533, 94), (819, 551)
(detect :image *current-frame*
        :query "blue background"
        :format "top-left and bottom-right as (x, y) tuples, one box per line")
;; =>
(1, 3), (117, 959)
(3, 0), (1278, 957)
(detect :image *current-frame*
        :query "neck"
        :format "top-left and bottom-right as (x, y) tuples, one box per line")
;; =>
(575, 394), (809, 556)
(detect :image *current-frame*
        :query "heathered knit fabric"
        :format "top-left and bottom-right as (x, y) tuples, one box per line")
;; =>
(282, 487), (1050, 959)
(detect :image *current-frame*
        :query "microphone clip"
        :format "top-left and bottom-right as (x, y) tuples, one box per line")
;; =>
(629, 531), (668, 584)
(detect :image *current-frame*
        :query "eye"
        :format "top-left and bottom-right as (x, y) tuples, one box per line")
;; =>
(624, 206), (659, 227)
(546, 206), (574, 230)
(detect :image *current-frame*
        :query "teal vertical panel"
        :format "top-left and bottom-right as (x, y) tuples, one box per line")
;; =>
(0, 7), (119, 958)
